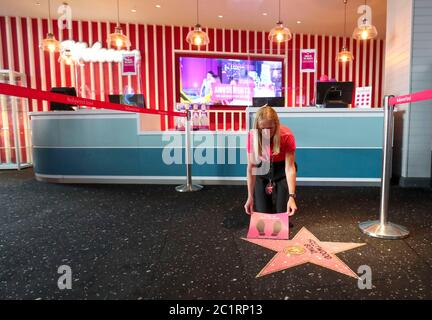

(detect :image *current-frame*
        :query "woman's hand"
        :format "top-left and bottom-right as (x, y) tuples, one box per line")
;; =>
(287, 197), (297, 216)
(244, 197), (254, 215)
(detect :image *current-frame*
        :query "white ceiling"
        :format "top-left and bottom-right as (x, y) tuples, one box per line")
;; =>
(0, 0), (387, 38)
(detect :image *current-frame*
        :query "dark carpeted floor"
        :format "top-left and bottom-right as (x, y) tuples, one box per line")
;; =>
(0, 169), (431, 300)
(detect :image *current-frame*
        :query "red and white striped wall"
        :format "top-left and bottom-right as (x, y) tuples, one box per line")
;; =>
(0, 16), (385, 111)
(0, 16), (385, 163)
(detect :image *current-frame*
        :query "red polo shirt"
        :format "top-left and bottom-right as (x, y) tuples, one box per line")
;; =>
(247, 125), (296, 162)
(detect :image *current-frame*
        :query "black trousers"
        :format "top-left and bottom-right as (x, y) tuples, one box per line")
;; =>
(254, 161), (295, 213)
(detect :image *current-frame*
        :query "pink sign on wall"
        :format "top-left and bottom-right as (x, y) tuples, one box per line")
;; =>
(300, 49), (316, 73)
(122, 54), (137, 76)
(247, 212), (289, 240)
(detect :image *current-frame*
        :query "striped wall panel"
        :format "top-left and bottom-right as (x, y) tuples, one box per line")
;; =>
(0, 16), (385, 165)
(0, 16), (386, 112)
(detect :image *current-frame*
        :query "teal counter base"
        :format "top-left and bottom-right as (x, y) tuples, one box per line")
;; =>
(30, 109), (384, 187)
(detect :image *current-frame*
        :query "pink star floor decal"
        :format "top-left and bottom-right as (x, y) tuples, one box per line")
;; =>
(243, 227), (366, 278)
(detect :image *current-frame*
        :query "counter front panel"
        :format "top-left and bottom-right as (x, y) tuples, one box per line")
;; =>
(31, 108), (384, 186)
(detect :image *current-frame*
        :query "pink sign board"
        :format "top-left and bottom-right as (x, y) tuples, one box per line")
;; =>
(122, 54), (137, 75)
(300, 49), (316, 73)
(247, 212), (289, 240)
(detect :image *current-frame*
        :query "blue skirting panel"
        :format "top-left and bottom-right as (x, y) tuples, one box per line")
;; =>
(33, 147), (381, 178)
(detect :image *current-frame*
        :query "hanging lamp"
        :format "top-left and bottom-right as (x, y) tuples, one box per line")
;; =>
(186, 0), (210, 46)
(107, 0), (131, 50)
(41, 0), (60, 53)
(352, 0), (378, 40)
(337, 0), (354, 63)
(268, 0), (292, 43)
(60, 48), (74, 65)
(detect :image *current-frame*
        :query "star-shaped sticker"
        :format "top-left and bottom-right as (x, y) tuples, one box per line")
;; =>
(243, 227), (366, 278)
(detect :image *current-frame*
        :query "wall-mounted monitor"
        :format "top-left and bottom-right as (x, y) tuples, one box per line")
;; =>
(177, 55), (283, 107)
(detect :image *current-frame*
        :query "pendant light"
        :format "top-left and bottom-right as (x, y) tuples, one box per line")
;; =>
(186, 0), (210, 46)
(40, 0), (60, 53)
(352, 0), (378, 40)
(268, 0), (292, 43)
(60, 48), (74, 65)
(337, 0), (354, 63)
(107, 0), (131, 50)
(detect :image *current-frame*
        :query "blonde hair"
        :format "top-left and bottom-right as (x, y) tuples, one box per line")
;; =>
(252, 105), (280, 158)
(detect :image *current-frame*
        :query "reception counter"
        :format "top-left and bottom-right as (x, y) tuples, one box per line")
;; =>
(30, 107), (384, 186)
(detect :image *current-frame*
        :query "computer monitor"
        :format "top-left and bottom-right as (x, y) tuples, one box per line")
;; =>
(50, 87), (77, 111)
(252, 97), (285, 108)
(123, 94), (146, 108)
(108, 94), (122, 104)
(316, 81), (354, 108)
(108, 94), (146, 108)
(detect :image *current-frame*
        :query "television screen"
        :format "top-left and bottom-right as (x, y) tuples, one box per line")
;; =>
(179, 56), (283, 106)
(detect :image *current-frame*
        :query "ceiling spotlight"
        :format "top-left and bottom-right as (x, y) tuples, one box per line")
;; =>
(155, 4), (161, 8)
(218, 15), (223, 18)
(297, 20), (301, 24)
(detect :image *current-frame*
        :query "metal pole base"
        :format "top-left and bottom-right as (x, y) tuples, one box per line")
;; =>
(359, 220), (409, 240)
(175, 184), (203, 193)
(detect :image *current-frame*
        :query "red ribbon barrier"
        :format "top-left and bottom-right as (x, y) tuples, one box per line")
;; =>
(389, 89), (432, 106)
(0, 83), (186, 117)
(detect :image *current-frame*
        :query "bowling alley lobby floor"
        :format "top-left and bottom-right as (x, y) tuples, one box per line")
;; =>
(1, 169), (431, 300)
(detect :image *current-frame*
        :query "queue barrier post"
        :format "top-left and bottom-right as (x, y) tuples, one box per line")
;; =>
(359, 95), (409, 239)
(176, 109), (203, 193)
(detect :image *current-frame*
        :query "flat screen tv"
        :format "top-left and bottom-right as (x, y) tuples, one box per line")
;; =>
(178, 55), (283, 106)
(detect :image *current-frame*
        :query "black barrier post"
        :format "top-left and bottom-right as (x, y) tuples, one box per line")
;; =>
(359, 95), (409, 239)
(176, 109), (203, 193)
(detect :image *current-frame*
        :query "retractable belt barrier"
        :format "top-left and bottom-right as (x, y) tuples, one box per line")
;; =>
(0, 83), (203, 193)
(3, 84), (431, 218)
(360, 89), (432, 240)
(0, 83), (185, 117)
(389, 89), (432, 106)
